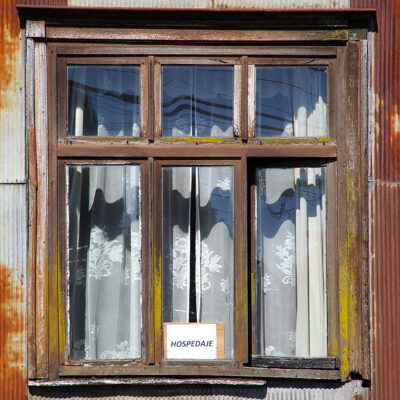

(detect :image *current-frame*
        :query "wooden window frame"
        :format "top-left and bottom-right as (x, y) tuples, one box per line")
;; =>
(22, 10), (370, 383)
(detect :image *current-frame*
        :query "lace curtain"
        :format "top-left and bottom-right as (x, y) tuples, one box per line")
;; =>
(162, 166), (235, 360)
(160, 66), (235, 359)
(255, 66), (328, 357)
(67, 66), (142, 360)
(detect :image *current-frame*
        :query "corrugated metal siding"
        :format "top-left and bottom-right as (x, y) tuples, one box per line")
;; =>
(351, 0), (400, 398)
(0, 185), (27, 279)
(67, 0), (350, 9)
(0, 1), (25, 183)
(0, 185), (27, 400)
(29, 380), (368, 400)
(0, 1), (28, 399)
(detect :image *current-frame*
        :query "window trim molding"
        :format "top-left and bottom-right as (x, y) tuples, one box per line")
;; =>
(22, 9), (371, 383)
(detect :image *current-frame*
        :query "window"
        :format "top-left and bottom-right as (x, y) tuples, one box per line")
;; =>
(56, 53), (336, 369)
(24, 10), (369, 381)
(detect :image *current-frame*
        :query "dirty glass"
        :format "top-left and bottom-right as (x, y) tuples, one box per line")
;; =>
(255, 66), (328, 138)
(68, 65), (140, 137)
(162, 65), (234, 137)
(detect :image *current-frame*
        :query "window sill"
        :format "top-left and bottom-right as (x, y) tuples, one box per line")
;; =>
(57, 364), (341, 380)
(28, 377), (266, 387)
(251, 356), (337, 370)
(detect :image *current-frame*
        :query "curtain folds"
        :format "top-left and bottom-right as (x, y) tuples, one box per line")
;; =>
(68, 165), (142, 360)
(256, 167), (326, 358)
(255, 66), (327, 138)
(162, 166), (235, 359)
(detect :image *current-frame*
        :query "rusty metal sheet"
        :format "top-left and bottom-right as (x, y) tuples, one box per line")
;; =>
(67, 0), (350, 8)
(0, 184), (27, 400)
(351, 0), (400, 399)
(369, 182), (400, 400)
(0, 1), (24, 183)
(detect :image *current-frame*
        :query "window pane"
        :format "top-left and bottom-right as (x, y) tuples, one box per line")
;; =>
(68, 66), (140, 137)
(255, 167), (327, 357)
(162, 66), (234, 137)
(162, 166), (234, 359)
(255, 66), (328, 138)
(67, 165), (141, 360)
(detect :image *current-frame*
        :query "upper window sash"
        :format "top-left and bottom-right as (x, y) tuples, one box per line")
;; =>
(56, 54), (336, 146)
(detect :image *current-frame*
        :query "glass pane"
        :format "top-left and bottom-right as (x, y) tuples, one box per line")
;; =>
(68, 65), (140, 137)
(255, 66), (328, 138)
(162, 66), (234, 137)
(255, 167), (327, 357)
(162, 166), (234, 359)
(67, 165), (141, 360)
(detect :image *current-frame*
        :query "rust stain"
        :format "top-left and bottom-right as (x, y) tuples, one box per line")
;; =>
(351, 0), (400, 398)
(0, 263), (26, 399)
(0, 1), (20, 111)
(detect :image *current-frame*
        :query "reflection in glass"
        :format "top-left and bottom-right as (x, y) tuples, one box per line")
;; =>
(68, 66), (140, 137)
(162, 66), (233, 137)
(255, 167), (327, 357)
(255, 66), (328, 137)
(67, 165), (141, 360)
(162, 166), (234, 359)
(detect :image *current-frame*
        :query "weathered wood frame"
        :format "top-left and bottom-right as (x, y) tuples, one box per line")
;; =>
(23, 13), (370, 383)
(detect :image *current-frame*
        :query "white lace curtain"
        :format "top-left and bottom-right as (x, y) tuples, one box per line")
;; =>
(162, 166), (235, 360)
(68, 165), (142, 360)
(67, 66), (142, 360)
(255, 66), (327, 357)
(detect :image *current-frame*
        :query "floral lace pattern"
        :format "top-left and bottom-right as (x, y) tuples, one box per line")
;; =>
(264, 345), (286, 357)
(196, 240), (223, 292)
(171, 234), (225, 293)
(88, 226), (123, 280)
(100, 340), (136, 360)
(172, 234), (190, 290)
(275, 231), (296, 286)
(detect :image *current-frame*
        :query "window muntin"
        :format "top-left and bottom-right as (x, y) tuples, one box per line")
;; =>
(161, 165), (235, 360)
(252, 66), (328, 138)
(66, 164), (142, 361)
(161, 65), (234, 137)
(254, 166), (327, 358)
(68, 65), (141, 137)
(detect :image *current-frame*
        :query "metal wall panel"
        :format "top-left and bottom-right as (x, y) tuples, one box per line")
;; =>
(0, 1), (25, 183)
(28, 380), (368, 400)
(67, 0), (350, 9)
(351, 0), (400, 398)
(0, 184), (27, 400)
(0, 185), (27, 279)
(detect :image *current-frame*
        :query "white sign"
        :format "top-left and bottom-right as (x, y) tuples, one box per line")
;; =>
(163, 323), (224, 360)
